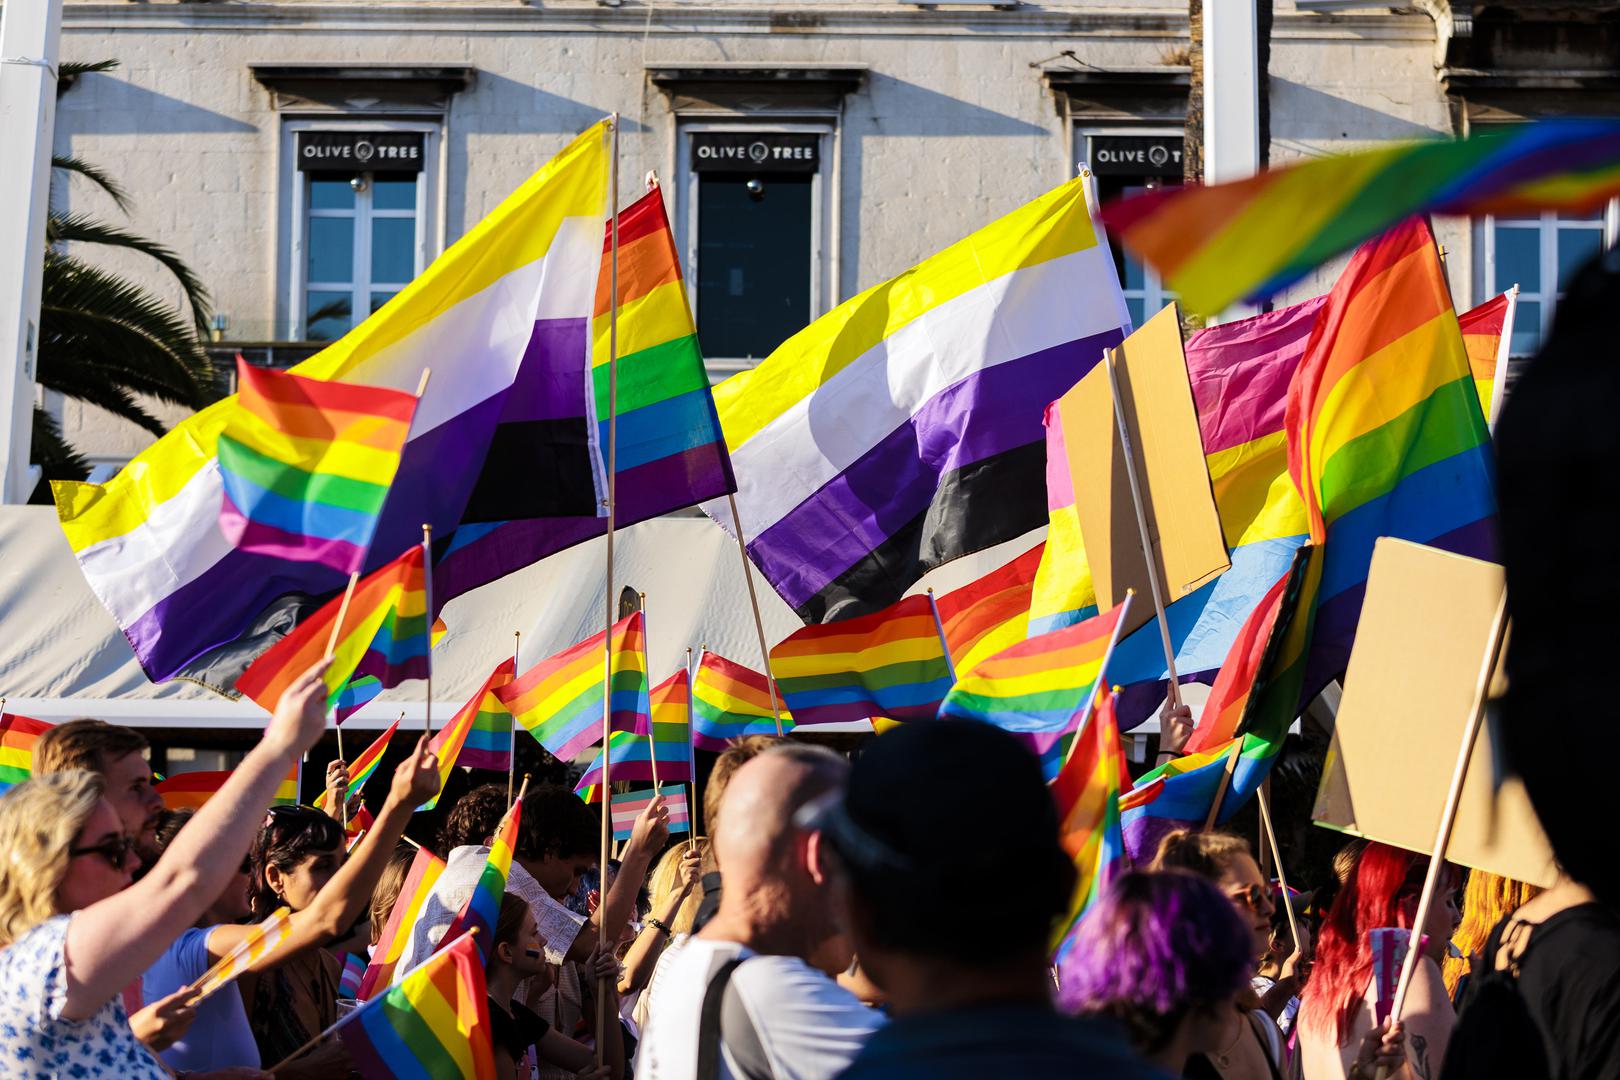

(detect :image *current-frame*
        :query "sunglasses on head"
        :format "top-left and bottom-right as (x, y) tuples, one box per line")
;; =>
(70, 835), (137, 871)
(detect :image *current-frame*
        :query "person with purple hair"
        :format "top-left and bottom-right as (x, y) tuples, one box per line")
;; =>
(1059, 869), (1261, 1073)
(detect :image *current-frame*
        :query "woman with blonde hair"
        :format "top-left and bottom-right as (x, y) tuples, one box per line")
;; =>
(0, 662), (330, 1079)
(1442, 871), (1540, 1002)
(624, 838), (704, 1033)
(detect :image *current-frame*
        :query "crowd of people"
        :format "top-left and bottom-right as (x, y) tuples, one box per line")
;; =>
(3, 258), (1620, 1080)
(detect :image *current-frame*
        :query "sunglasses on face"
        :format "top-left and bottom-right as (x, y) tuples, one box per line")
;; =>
(1230, 884), (1271, 911)
(71, 835), (137, 871)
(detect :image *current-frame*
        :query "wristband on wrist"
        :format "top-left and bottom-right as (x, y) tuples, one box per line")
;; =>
(647, 916), (672, 936)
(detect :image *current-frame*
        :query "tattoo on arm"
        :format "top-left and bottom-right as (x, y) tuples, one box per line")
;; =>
(1410, 1033), (1431, 1080)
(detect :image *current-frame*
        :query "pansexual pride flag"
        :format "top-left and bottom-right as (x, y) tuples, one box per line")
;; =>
(432, 184), (736, 603)
(156, 761), (301, 810)
(575, 670), (693, 795)
(1050, 689), (1128, 959)
(1287, 217), (1496, 690)
(360, 845), (446, 1000)
(1459, 288), (1519, 425)
(493, 613), (649, 763)
(457, 658), (516, 772)
(691, 651), (791, 750)
(705, 178), (1130, 623)
(340, 931), (496, 1080)
(441, 800), (520, 967)
(0, 712), (50, 793)
(55, 123), (611, 685)
(315, 718), (398, 813)
(610, 786), (690, 842)
(1102, 119), (1620, 314)
(236, 543), (428, 711)
(190, 907), (292, 1002)
(934, 542), (1044, 677)
(218, 361), (418, 574)
(939, 597), (1130, 735)
(771, 595), (954, 725)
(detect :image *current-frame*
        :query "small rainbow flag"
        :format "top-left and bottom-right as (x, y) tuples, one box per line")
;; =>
(156, 760), (301, 810)
(236, 543), (429, 712)
(939, 597), (1130, 735)
(493, 613), (649, 764)
(339, 951), (367, 999)
(344, 803), (375, 851)
(1459, 288), (1519, 425)
(316, 718), (398, 814)
(189, 906), (293, 1001)
(690, 652), (791, 750)
(420, 660), (511, 812)
(1050, 689), (1128, 959)
(574, 669), (694, 797)
(1101, 119), (1620, 315)
(359, 845), (446, 1000)
(218, 359), (418, 574)
(336, 676), (383, 724)
(935, 543), (1045, 676)
(0, 712), (51, 793)
(440, 799), (520, 967)
(340, 931), (496, 1080)
(610, 786), (690, 842)
(457, 658), (516, 772)
(769, 594), (954, 725)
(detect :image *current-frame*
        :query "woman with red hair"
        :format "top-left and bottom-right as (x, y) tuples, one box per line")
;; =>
(1298, 842), (1461, 1080)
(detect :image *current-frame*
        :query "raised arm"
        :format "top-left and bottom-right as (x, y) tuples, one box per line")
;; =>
(62, 662), (330, 1020)
(565, 796), (669, 963)
(618, 846), (699, 993)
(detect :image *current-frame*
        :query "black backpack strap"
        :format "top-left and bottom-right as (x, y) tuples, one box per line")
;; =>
(696, 956), (775, 1080)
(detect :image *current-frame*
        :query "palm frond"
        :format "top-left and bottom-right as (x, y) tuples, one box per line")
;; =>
(49, 211), (212, 333)
(59, 59), (118, 80)
(30, 406), (92, 501)
(50, 155), (130, 213)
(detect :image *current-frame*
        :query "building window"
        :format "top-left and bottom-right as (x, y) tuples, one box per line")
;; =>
(677, 127), (831, 368)
(1482, 206), (1617, 355)
(284, 126), (435, 343)
(1081, 131), (1184, 328)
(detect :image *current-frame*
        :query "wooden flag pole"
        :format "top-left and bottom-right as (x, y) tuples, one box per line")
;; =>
(1103, 347), (1182, 709)
(324, 575), (361, 660)
(1203, 739), (1243, 831)
(725, 493), (783, 735)
(421, 523), (434, 737)
(926, 588), (956, 683)
(1256, 784), (1302, 953)
(687, 646), (700, 853)
(640, 592), (660, 791)
(511, 773), (531, 814)
(1388, 591), (1509, 1023)
(508, 631), (520, 804)
(595, 113), (622, 1070)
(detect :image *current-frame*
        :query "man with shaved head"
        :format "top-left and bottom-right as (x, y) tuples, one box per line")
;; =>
(637, 743), (884, 1080)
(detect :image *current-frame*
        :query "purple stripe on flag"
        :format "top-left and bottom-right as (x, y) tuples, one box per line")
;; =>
(220, 496), (365, 574)
(505, 319), (590, 423)
(748, 329), (1123, 610)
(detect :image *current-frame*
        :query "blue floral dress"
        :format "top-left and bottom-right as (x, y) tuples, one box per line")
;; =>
(0, 915), (169, 1078)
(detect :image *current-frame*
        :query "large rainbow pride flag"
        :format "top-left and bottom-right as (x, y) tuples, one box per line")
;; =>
(359, 845), (446, 1000)
(340, 931), (495, 1079)
(493, 613), (649, 763)
(706, 178), (1131, 623)
(1101, 119), (1620, 314)
(54, 124), (611, 686)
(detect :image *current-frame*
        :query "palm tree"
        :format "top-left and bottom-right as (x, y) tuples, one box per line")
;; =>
(32, 60), (217, 496)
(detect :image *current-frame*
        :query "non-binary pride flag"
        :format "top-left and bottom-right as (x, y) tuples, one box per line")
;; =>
(340, 931), (496, 1080)
(56, 123), (611, 686)
(705, 177), (1130, 624)
(771, 595), (955, 726)
(315, 718), (399, 813)
(610, 786), (690, 842)
(939, 596), (1129, 735)
(493, 613), (649, 764)
(1287, 217), (1497, 691)
(359, 845), (447, 1000)
(440, 799), (520, 967)
(0, 712), (51, 793)
(156, 761), (301, 810)
(1050, 689), (1129, 959)
(218, 360), (418, 574)
(1102, 119), (1620, 315)
(690, 651), (793, 750)
(189, 907), (293, 1001)
(235, 544), (429, 711)
(432, 183), (736, 604)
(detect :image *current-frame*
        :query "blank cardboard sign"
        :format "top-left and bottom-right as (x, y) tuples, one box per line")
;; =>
(1061, 303), (1229, 637)
(1313, 538), (1556, 888)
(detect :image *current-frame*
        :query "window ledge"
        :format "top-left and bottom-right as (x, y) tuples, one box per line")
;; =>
(250, 63), (476, 111)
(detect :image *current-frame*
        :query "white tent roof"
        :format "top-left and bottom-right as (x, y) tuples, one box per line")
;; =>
(0, 505), (1069, 733)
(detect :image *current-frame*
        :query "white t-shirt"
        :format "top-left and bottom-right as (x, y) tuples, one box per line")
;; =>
(636, 937), (884, 1080)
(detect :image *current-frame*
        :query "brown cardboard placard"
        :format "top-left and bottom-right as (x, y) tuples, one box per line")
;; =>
(1313, 537), (1556, 888)
(1060, 302), (1230, 636)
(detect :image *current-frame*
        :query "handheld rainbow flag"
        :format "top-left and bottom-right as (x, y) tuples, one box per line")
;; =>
(336, 676), (383, 724)
(1459, 288), (1519, 425)
(315, 718), (399, 813)
(1286, 217), (1496, 693)
(1049, 688), (1129, 959)
(218, 360), (418, 574)
(339, 951), (367, 999)
(1101, 119), (1620, 315)
(344, 803), (375, 851)
(574, 670), (694, 796)
(934, 542), (1045, 676)
(770, 594), (954, 725)
(340, 931), (496, 1080)
(939, 596), (1131, 734)
(492, 613), (649, 763)
(456, 658), (516, 772)
(0, 711), (51, 793)
(420, 660), (512, 812)
(440, 798), (520, 967)
(157, 760), (301, 810)
(189, 906), (293, 1001)
(610, 786), (689, 842)
(690, 651), (793, 750)
(235, 543), (429, 711)
(359, 845), (447, 1000)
